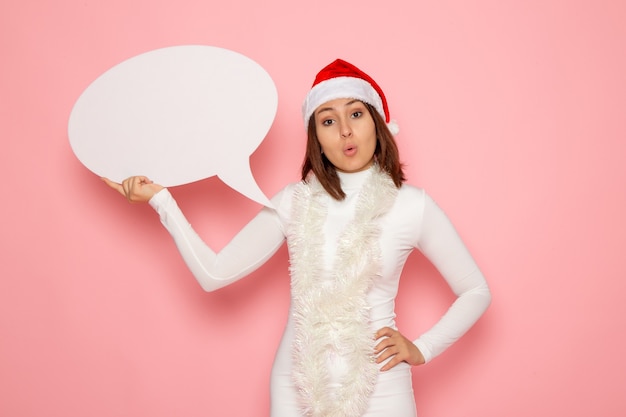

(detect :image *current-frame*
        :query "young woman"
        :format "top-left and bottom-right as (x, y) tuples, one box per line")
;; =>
(104, 59), (491, 417)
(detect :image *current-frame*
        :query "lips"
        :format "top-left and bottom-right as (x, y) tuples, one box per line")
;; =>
(343, 144), (357, 157)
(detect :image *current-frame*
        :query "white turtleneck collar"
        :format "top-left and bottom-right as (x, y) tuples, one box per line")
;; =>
(336, 165), (375, 193)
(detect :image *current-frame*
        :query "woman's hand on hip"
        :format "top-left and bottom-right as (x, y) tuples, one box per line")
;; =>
(102, 176), (164, 203)
(374, 327), (425, 371)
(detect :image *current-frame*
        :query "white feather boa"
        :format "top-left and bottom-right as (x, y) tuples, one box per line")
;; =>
(287, 165), (399, 417)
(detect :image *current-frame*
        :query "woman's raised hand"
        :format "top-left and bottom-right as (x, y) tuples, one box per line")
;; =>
(102, 176), (164, 203)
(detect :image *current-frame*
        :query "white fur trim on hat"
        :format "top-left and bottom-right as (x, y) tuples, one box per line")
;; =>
(302, 76), (385, 127)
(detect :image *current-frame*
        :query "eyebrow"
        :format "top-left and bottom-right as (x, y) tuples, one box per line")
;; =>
(315, 99), (362, 116)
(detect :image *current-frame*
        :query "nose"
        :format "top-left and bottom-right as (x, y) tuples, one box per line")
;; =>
(340, 120), (352, 138)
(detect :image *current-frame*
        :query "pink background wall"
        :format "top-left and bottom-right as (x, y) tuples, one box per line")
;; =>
(1, 1), (625, 416)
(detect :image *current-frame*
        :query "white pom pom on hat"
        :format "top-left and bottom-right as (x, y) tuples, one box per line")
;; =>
(302, 59), (399, 135)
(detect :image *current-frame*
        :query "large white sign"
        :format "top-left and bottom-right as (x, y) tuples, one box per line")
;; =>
(68, 45), (277, 207)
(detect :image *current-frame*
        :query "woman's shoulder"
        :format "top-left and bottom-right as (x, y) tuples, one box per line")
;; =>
(397, 182), (427, 204)
(268, 180), (305, 217)
(392, 183), (440, 219)
(272, 181), (302, 200)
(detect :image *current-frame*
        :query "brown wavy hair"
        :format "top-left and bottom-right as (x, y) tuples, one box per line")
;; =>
(300, 102), (406, 200)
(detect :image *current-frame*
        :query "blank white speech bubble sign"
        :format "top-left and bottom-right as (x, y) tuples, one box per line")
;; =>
(68, 45), (277, 207)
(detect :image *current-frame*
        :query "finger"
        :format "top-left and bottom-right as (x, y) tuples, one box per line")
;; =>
(125, 177), (142, 201)
(134, 175), (152, 185)
(375, 345), (397, 364)
(380, 355), (403, 372)
(122, 178), (132, 200)
(101, 177), (125, 196)
(379, 344), (412, 370)
(374, 336), (395, 353)
(374, 326), (395, 340)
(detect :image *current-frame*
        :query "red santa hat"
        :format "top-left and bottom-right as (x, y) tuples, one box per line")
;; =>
(302, 59), (399, 135)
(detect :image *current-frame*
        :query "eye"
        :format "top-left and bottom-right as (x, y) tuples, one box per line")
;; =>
(322, 119), (335, 126)
(351, 111), (363, 119)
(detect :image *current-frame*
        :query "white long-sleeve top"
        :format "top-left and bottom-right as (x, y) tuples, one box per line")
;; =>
(148, 168), (491, 363)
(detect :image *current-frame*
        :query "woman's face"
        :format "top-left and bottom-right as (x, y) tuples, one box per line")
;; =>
(313, 98), (377, 173)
